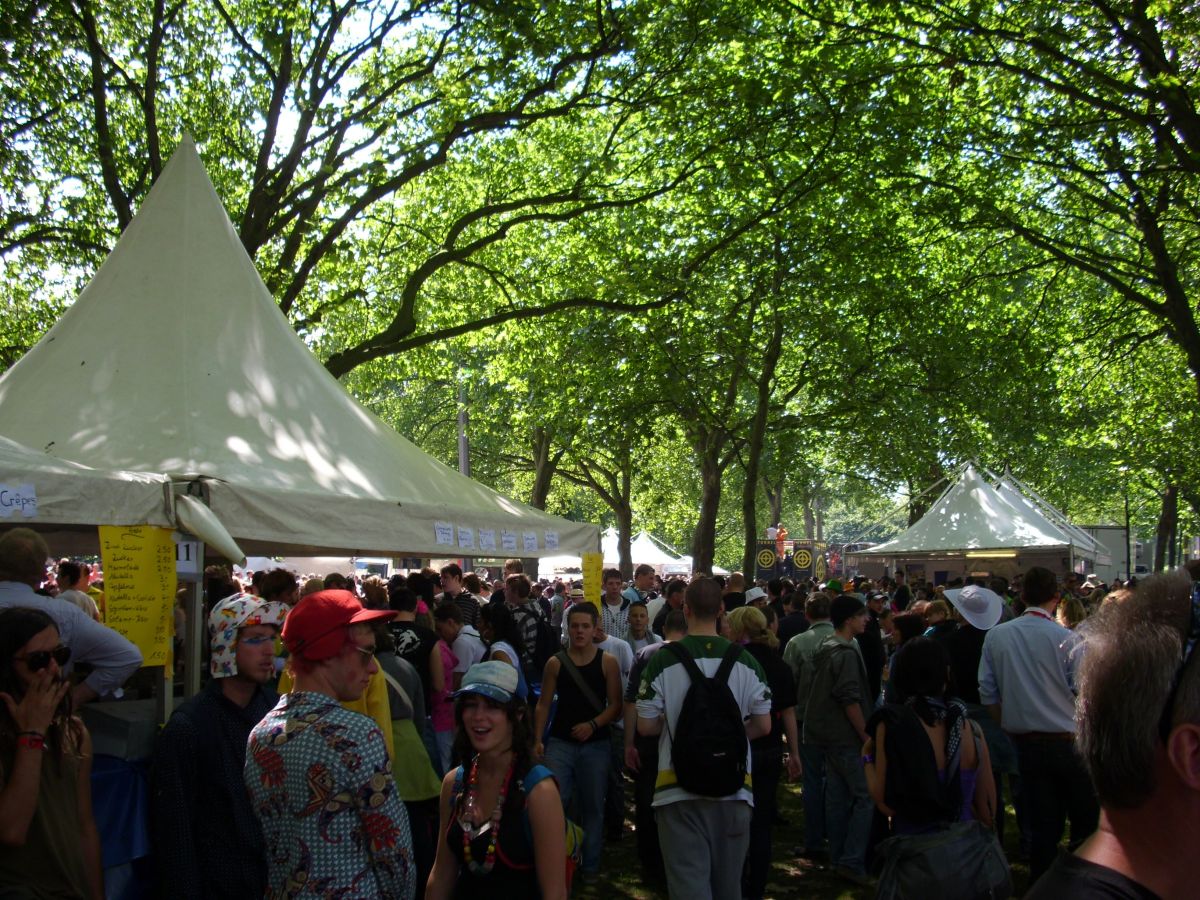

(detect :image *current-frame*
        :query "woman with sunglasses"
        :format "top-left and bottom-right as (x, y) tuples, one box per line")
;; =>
(427, 661), (566, 899)
(0, 606), (102, 899)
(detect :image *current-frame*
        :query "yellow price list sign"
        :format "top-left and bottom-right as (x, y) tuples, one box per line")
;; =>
(581, 551), (604, 608)
(99, 525), (176, 667)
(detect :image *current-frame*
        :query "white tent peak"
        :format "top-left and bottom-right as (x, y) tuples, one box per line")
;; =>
(861, 464), (1088, 555)
(600, 527), (682, 566)
(0, 139), (595, 556)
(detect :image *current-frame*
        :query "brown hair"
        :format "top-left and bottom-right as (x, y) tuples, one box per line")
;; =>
(260, 568), (298, 602)
(567, 602), (598, 625)
(684, 578), (723, 621)
(0, 528), (49, 584)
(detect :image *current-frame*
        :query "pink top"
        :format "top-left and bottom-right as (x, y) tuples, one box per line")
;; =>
(431, 640), (458, 732)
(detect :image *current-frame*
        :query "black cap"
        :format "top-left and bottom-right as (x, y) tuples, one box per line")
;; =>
(831, 594), (866, 629)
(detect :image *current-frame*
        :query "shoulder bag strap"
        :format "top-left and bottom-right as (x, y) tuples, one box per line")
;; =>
(554, 650), (605, 715)
(380, 667), (414, 717)
(381, 667), (415, 710)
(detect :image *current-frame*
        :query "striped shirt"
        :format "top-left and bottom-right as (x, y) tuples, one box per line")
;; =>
(636, 634), (771, 807)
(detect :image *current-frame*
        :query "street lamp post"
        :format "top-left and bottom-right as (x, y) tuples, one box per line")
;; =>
(457, 376), (472, 572)
(1123, 474), (1131, 581)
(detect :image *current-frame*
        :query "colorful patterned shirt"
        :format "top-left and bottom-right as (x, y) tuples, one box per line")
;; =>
(245, 691), (415, 899)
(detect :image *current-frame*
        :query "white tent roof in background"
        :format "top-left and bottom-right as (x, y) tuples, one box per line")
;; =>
(992, 474), (1103, 557)
(600, 527), (682, 567)
(0, 138), (596, 557)
(236, 556), (390, 577)
(860, 464), (1092, 556)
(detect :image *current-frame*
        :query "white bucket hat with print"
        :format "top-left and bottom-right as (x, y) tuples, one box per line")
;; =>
(207, 592), (289, 678)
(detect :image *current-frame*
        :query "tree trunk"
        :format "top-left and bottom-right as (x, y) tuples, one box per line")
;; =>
(691, 431), (722, 574)
(741, 311), (783, 575)
(907, 463), (944, 525)
(615, 506), (634, 580)
(762, 477), (783, 530)
(528, 426), (561, 510)
(1155, 484), (1178, 572)
(803, 504), (815, 540)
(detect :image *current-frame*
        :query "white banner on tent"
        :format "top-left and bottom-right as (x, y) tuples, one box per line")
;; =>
(501, 530), (517, 552)
(434, 522), (455, 546)
(0, 483), (38, 518)
(479, 529), (497, 552)
(544, 531), (559, 551)
(523, 530), (538, 553)
(457, 526), (475, 550)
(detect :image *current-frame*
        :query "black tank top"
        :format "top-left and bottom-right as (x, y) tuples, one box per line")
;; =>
(549, 649), (609, 742)
(446, 764), (539, 899)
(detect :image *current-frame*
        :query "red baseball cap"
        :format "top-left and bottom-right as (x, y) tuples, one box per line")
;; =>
(282, 589), (396, 661)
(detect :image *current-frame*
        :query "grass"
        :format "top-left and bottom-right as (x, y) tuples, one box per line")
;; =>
(584, 775), (1034, 899)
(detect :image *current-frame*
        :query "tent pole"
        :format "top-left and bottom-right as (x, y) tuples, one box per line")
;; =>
(185, 580), (203, 699)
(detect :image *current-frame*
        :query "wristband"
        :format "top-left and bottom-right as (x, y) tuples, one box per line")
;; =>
(589, 719), (598, 732)
(862, 753), (875, 766)
(17, 733), (46, 751)
(16, 730), (44, 738)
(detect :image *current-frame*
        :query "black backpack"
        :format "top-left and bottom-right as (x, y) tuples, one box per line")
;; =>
(517, 606), (561, 686)
(664, 641), (748, 797)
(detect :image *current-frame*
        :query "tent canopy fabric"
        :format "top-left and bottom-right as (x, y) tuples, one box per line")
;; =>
(601, 528), (681, 567)
(992, 475), (1103, 557)
(0, 138), (596, 558)
(0, 435), (173, 530)
(860, 465), (1095, 558)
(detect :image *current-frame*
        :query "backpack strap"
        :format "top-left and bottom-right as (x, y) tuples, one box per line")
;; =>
(523, 763), (556, 793)
(554, 650), (605, 715)
(449, 764), (466, 810)
(664, 639), (743, 686)
(715, 642), (744, 684)
(517, 765), (566, 860)
(664, 640), (705, 684)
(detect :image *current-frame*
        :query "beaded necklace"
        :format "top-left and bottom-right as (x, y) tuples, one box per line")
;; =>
(460, 755), (514, 874)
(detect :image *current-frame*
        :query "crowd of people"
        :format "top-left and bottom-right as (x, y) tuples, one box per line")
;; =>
(0, 520), (1196, 899)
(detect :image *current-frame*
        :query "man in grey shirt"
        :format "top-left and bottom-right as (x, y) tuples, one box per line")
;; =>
(0, 527), (142, 705)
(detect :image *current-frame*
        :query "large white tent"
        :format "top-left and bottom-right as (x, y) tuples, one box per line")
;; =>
(0, 138), (595, 558)
(858, 464), (1097, 560)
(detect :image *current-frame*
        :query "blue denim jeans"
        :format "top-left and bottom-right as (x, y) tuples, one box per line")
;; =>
(544, 737), (610, 873)
(797, 741), (827, 853)
(823, 745), (873, 875)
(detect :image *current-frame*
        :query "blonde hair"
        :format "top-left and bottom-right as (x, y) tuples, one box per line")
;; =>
(925, 599), (951, 621)
(1058, 594), (1087, 630)
(727, 606), (778, 648)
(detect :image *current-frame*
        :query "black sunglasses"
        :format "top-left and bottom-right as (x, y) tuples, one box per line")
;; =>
(17, 645), (72, 672)
(1157, 580), (1200, 742)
